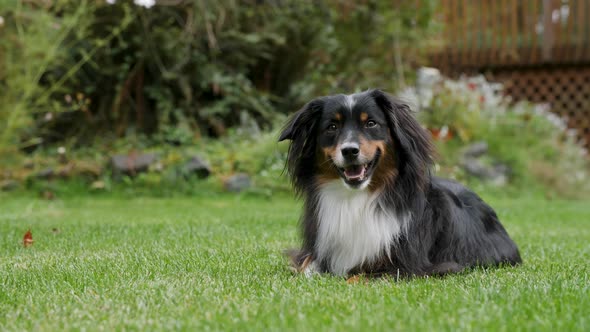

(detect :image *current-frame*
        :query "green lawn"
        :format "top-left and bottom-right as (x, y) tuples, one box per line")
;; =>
(1, 192), (588, 331)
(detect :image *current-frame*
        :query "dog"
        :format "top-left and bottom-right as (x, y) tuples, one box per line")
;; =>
(279, 89), (521, 278)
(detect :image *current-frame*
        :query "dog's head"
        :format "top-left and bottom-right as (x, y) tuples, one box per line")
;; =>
(279, 90), (434, 193)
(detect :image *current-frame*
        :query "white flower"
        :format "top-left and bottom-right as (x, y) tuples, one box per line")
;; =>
(106, 0), (155, 8)
(134, 0), (155, 8)
(0, 16), (4, 27)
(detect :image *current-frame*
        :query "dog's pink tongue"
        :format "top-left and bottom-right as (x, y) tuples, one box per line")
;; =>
(344, 165), (365, 180)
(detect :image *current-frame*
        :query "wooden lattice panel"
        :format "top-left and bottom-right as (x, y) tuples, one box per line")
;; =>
(488, 67), (590, 149)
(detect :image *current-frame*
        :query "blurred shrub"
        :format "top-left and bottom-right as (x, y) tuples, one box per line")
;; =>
(417, 75), (590, 198)
(0, 1), (98, 156)
(0, 0), (438, 154)
(9, 130), (291, 198)
(289, 1), (439, 102)
(6, 71), (589, 199)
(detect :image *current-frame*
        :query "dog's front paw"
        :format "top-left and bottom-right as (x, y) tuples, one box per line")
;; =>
(301, 257), (320, 277)
(284, 248), (320, 277)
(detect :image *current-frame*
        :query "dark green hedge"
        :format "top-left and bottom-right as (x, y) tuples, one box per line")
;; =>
(0, 0), (437, 150)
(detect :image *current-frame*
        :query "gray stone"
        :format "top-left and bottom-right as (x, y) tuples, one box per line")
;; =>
(184, 156), (211, 179)
(111, 153), (158, 176)
(36, 168), (55, 179)
(0, 179), (19, 191)
(493, 162), (511, 175)
(461, 158), (510, 186)
(23, 160), (34, 169)
(224, 173), (251, 192)
(462, 158), (492, 179)
(489, 173), (508, 187)
(463, 141), (488, 158)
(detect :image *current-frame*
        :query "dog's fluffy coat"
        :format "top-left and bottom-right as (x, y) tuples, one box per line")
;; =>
(279, 90), (521, 278)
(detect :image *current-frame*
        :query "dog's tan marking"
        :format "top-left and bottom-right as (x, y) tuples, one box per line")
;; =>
(335, 113), (342, 121)
(360, 112), (368, 122)
(368, 141), (397, 192)
(322, 146), (336, 159)
(359, 136), (380, 159)
(300, 255), (313, 272)
(317, 146), (340, 185)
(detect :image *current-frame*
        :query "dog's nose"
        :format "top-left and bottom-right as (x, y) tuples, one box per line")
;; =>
(341, 145), (360, 159)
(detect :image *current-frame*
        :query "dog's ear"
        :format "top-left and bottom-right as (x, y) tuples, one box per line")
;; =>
(279, 99), (323, 193)
(279, 99), (323, 142)
(371, 89), (435, 186)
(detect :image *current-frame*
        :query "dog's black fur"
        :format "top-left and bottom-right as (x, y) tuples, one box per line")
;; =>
(279, 89), (521, 278)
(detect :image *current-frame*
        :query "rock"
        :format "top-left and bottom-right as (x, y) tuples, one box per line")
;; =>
(460, 141), (509, 186)
(462, 157), (492, 179)
(57, 164), (74, 178)
(417, 67), (442, 88)
(184, 156), (211, 179)
(493, 162), (511, 176)
(461, 158), (510, 186)
(489, 172), (508, 187)
(490, 163), (511, 186)
(463, 141), (488, 158)
(415, 67), (442, 110)
(224, 173), (251, 192)
(110, 153), (157, 176)
(23, 160), (34, 169)
(0, 179), (19, 191)
(36, 168), (55, 179)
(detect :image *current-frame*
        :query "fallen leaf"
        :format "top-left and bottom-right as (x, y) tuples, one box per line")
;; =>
(346, 275), (361, 284)
(23, 229), (34, 247)
(41, 190), (55, 200)
(346, 275), (369, 285)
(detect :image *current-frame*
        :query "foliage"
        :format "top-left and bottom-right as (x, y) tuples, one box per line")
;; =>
(0, 128), (290, 197)
(0, 0), (438, 155)
(105, 130), (291, 196)
(4, 71), (589, 200)
(416, 74), (590, 198)
(0, 1), (98, 154)
(289, 1), (440, 102)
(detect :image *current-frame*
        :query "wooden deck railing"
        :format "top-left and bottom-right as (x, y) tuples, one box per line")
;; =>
(431, 0), (590, 69)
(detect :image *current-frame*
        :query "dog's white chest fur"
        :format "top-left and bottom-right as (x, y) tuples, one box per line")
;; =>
(315, 181), (404, 276)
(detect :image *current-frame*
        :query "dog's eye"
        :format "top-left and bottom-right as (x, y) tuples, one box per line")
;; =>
(327, 123), (338, 132)
(365, 120), (378, 128)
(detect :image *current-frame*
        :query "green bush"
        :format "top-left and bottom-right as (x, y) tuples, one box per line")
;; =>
(418, 76), (590, 198)
(0, 1), (96, 155)
(0, 0), (438, 155)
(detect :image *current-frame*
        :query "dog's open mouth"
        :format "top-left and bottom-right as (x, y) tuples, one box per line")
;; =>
(336, 149), (381, 187)
(343, 164), (367, 181)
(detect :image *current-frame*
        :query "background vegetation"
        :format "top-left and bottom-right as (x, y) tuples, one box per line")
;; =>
(0, 0), (588, 200)
(0, 0), (435, 150)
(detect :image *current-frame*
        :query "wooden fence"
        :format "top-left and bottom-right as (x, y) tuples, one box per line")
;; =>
(429, 0), (590, 148)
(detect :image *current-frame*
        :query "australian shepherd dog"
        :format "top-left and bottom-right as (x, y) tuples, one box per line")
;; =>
(279, 90), (521, 278)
